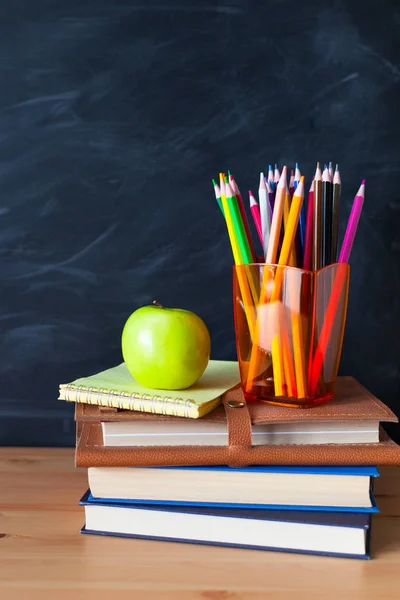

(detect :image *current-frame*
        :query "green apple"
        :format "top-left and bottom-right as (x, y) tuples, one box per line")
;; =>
(121, 301), (211, 390)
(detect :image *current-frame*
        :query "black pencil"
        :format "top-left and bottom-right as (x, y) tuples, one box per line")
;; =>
(322, 165), (333, 266)
(312, 163), (323, 271)
(331, 165), (341, 262)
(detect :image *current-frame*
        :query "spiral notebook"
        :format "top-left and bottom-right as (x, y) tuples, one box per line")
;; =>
(59, 360), (240, 419)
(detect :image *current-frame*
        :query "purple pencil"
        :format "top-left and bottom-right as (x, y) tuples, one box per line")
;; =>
(266, 181), (275, 216)
(338, 180), (365, 263)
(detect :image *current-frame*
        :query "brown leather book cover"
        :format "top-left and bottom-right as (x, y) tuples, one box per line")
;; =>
(75, 377), (400, 468)
(75, 376), (398, 425)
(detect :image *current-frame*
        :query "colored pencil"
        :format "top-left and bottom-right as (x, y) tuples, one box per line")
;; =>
(294, 163), (301, 191)
(249, 191), (263, 247)
(246, 168), (288, 396)
(331, 165), (341, 262)
(309, 181), (365, 395)
(258, 172), (271, 257)
(322, 165), (333, 266)
(274, 164), (280, 186)
(266, 167), (287, 264)
(220, 178), (256, 335)
(219, 177), (241, 265)
(219, 172), (226, 198)
(303, 179), (314, 270)
(293, 163), (305, 260)
(338, 181), (365, 263)
(267, 164), (275, 190)
(283, 178), (307, 397)
(289, 169), (295, 196)
(328, 161), (333, 182)
(225, 179), (253, 265)
(278, 177), (305, 265)
(212, 179), (224, 215)
(283, 180), (297, 267)
(312, 163), (323, 270)
(229, 173), (256, 262)
(267, 175), (305, 397)
(266, 181), (275, 215)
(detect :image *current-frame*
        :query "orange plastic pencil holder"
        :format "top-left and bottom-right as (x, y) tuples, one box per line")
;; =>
(233, 263), (350, 407)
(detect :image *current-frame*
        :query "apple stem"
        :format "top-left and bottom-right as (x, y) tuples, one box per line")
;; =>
(152, 300), (165, 309)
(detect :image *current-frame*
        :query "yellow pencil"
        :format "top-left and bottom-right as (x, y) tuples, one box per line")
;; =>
(284, 184), (297, 267)
(278, 177), (305, 266)
(281, 177), (307, 397)
(219, 175), (256, 337)
(246, 167), (288, 395)
(220, 174), (240, 265)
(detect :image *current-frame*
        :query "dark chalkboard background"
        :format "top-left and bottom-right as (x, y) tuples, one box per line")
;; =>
(1, 1), (399, 446)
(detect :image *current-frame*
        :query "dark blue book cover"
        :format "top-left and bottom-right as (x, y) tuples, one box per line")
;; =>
(80, 491), (372, 559)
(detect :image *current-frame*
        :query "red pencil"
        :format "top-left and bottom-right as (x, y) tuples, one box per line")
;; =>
(249, 191), (263, 247)
(229, 174), (256, 262)
(302, 179), (314, 271)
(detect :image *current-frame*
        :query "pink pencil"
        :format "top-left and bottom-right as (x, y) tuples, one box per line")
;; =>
(309, 180), (365, 395)
(229, 174), (256, 262)
(302, 179), (314, 270)
(338, 181), (365, 263)
(249, 191), (263, 247)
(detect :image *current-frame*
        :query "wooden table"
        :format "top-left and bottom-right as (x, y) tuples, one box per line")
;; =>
(0, 449), (399, 600)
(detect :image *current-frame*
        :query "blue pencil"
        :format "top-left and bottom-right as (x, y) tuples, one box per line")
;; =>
(293, 163), (301, 191)
(267, 164), (275, 192)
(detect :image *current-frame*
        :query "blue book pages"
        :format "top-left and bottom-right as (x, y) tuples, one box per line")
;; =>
(82, 490), (379, 513)
(80, 490), (372, 526)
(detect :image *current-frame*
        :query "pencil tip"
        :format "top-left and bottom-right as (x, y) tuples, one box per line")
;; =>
(228, 170), (231, 177)
(361, 179), (366, 185)
(268, 164), (272, 171)
(274, 163), (278, 170)
(335, 164), (339, 171)
(295, 162), (299, 169)
(316, 161), (320, 169)
(212, 178), (216, 186)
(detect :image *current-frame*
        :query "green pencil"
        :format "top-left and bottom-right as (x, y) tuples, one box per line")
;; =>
(225, 177), (253, 264)
(212, 178), (224, 216)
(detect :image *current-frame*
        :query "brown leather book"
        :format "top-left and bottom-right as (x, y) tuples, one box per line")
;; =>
(75, 376), (400, 468)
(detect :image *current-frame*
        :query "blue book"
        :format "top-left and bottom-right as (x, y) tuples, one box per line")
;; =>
(80, 491), (372, 559)
(88, 465), (379, 512)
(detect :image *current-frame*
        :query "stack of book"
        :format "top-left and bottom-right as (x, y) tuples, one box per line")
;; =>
(59, 360), (400, 559)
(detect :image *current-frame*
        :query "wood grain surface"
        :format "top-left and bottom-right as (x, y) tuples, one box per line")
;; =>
(0, 448), (399, 599)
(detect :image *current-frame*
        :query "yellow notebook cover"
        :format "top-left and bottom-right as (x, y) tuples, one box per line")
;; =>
(59, 360), (240, 419)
